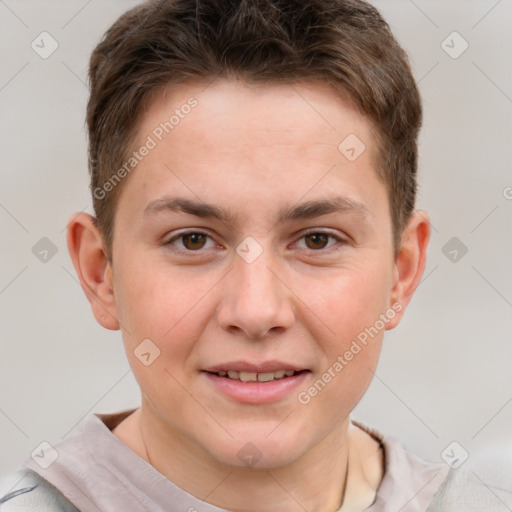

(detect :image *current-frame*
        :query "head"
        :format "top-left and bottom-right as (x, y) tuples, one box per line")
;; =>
(68, 0), (429, 470)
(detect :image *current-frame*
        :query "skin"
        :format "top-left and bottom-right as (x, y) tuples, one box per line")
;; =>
(67, 79), (430, 511)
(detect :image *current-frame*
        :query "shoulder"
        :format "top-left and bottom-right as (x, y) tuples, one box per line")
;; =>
(0, 468), (79, 512)
(427, 443), (512, 512)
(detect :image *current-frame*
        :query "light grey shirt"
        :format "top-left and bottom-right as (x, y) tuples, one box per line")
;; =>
(1, 408), (511, 511)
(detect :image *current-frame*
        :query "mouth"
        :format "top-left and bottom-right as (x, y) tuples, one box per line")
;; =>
(201, 362), (310, 404)
(205, 369), (308, 382)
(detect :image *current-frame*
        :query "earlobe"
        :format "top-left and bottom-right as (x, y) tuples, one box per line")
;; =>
(66, 213), (120, 330)
(386, 210), (431, 330)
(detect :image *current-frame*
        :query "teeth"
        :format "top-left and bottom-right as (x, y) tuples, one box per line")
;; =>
(239, 371), (258, 382)
(216, 370), (298, 381)
(257, 372), (275, 382)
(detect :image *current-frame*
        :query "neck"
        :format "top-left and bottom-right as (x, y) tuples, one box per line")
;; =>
(113, 403), (382, 512)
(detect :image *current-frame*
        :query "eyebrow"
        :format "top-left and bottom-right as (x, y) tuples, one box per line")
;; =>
(143, 195), (369, 225)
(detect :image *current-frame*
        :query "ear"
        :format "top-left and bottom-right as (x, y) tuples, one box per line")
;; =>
(66, 212), (120, 330)
(386, 210), (431, 330)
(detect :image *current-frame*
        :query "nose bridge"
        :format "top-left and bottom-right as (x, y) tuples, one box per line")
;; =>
(238, 251), (279, 302)
(217, 241), (294, 338)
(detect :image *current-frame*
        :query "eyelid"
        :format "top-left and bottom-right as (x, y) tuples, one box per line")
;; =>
(298, 227), (346, 240)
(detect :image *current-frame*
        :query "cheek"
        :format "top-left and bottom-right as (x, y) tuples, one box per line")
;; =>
(297, 260), (392, 343)
(297, 267), (387, 410)
(115, 264), (219, 372)
(303, 338), (382, 420)
(320, 265), (390, 401)
(116, 269), (208, 406)
(116, 262), (200, 332)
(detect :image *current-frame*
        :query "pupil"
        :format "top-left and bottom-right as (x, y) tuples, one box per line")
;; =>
(184, 233), (206, 250)
(306, 233), (328, 249)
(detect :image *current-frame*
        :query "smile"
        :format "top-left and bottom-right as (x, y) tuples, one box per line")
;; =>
(202, 363), (310, 404)
(208, 369), (303, 382)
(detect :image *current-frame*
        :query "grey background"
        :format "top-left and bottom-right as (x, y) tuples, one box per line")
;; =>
(1, 0), (511, 479)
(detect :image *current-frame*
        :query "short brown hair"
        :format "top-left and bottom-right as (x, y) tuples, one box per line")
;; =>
(87, 0), (422, 263)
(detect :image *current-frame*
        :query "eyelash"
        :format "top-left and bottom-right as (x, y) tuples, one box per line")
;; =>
(164, 229), (347, 256)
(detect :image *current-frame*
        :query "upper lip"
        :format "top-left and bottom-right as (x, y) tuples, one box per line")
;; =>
(203, 361), (308, 373)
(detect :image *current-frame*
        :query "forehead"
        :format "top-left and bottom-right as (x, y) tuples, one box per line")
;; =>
(141, 79), (374, 152)
(116, 79), (387, 227)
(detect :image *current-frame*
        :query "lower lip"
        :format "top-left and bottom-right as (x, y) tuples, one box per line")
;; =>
(202, 371), (310, 404)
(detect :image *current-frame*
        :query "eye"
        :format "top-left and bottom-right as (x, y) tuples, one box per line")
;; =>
(295, 231), (345, 252)
(166, 231), (218, 252)
(165, 229), (346, 255)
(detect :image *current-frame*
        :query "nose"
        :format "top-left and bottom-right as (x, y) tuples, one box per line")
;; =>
(216, 249), (295, 340)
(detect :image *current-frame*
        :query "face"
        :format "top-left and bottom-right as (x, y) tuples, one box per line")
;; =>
(105, 80), (401, 468)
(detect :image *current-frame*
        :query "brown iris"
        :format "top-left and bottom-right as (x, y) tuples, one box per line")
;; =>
(182, 233), (208, 250)
(304, 233), (330, 250)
